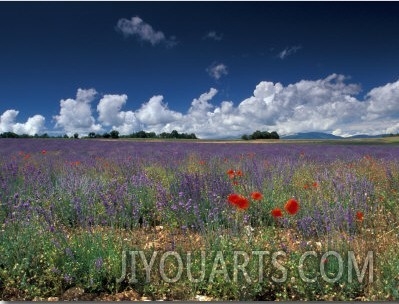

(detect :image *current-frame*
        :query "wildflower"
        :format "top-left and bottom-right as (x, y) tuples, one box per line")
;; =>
(271, 208), (283, 218)
(356, 211), (364, 222)
(236, 170), (243, 177)
(41, 149), (47, 155)
(227, 193), (250, 210)
(312, 182), (318, 188)
(94, 257), (103, 270)
(285, 198), (299, 215)
(236, 196), (250, 210)
(228, 193), (240, 205)
(227, 169), (235, 179)
(251, 191), (263, 201)
(63, 274), (73, 284)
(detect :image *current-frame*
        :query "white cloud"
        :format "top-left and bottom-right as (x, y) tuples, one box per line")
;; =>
(116, 16), (177, 47)
(278, 45), (302, 59)
(135, 95), (182, 126)
(204, 31), (223, 41)
(53, 88), (103, 136)
(207, 63), (228, 80)
(97, 94), (128, 126)
(157, 74), (397, 138)
(366, 80), (399, 119)
(0, 109), (45, 135)
(97, 94), (139, 134)
(47, 75), (399, 139)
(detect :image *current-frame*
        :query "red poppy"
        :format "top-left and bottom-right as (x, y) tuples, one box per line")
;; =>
(285, 198), (299, 215)
(227, 194), (250, 210)
(236, 196), (250, 210)
(228, 193), (240, 205)
(271, 208), (283, 218)
(41, 150), (47, 155)
(227, 169), (235, 179)
(303, 183), (310, 190)
(356, 211), (364, 222)
(251, 191), (263, 201)
(312, 182), (318, 188)
(236, 170), (243, 177)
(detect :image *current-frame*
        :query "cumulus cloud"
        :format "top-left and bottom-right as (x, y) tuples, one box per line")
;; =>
(0, 109), (45, 135)
(207, 63), (228, 80)
(97, 94), (139, 134)
(135, 95), (182, 126)
(116, 16), (177, 47)
(48, 74), (399, 139)
(278, 45), (302, 59)
(366, 80), (399, 119)
(204, 31), (223, 41)
(53, 88), (103, 136)
(160, 74), (399, 138)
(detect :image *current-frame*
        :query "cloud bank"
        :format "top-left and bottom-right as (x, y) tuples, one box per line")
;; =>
(3, 74), (399, 138)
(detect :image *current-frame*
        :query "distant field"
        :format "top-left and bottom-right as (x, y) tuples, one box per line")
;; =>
(1, 138), (399, 300)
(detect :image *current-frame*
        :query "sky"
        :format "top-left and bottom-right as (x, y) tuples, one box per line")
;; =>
(1, 1), (399, 138)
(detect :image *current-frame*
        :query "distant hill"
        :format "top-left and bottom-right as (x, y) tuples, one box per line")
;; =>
(281, 132), (385, 140)
(282, 132), (342, 139)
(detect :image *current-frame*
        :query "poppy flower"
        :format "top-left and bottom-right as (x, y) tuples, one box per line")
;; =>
(236, 170), (243, 177)
(356, 211), (364, 222)
(285, 198), (299, 215)
(236, 196), (250, 210)
(251, 191), (263, 201)
(41, 150), (47, 155)
(227, 169), (235, 179)
(227, 193), (250, 210)
(271, 208), (283, 218)
(312, 182), (318, 188)
(228, 193), (241, 205)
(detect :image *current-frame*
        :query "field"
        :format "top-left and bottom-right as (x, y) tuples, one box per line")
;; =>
(1, 138), (399, 300)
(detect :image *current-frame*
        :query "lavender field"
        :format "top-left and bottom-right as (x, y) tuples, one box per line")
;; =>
(1, 138), (399, 300)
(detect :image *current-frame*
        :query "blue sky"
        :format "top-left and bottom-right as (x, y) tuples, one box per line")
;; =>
(1, 1), (399, 138)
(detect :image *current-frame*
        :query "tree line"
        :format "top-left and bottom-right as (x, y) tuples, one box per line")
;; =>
(241, 130), (280, 140)
(0, 130), (197, 139)
(87, 130), (197, 139)
(1, 130), (278, 140)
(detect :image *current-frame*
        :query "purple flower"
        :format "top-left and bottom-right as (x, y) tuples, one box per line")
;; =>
(94, 257), (103, 271)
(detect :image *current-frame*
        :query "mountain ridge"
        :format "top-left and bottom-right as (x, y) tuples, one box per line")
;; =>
(281, 132), (384, 140)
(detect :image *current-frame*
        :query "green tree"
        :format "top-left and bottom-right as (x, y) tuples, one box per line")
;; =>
(110, 130), (119, 139)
